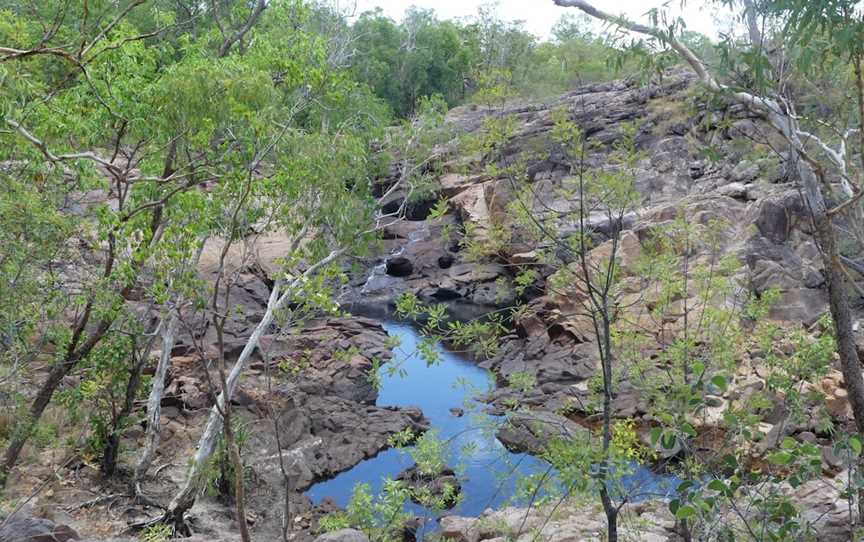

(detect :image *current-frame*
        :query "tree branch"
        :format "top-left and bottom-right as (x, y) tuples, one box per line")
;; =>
(217, 0), (266, 58)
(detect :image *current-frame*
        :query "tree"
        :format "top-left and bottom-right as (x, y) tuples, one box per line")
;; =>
(554, 0), (864, 518)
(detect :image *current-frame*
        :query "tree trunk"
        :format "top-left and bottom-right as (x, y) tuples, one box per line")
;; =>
(102, 332), (154, 476)
(165, 280), (282, 525)
(600, 486), (618, 542)
(0, 318), (112, 485)
(134, 312), (178, 488)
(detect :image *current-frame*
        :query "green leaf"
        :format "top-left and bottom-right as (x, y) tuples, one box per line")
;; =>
(680, 422), (697, 438)
(780, 437), (797, 450)
(661, 431), (677, 450)
(850, 436), (862, 456)
(707, 479), (726, 492)
(767, 451), (794, 466)
(675, 505), (697, 520)
(710, 374), (728, 393)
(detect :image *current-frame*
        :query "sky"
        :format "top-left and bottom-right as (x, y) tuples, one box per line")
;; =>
(343, 0), (735, 40)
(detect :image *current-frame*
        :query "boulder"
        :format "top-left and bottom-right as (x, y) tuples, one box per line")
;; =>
(729, 160), (759, 182)
(496, 410), (587, 454)
(0, 517), (79, 542)
(313, 529), (369, 542)
(437, 253), (455, 269)
(386, 257), (413, 277)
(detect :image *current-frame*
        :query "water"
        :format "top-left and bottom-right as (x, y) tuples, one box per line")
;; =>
(360, 224), (429, 294)
(306, 321), (679, 537)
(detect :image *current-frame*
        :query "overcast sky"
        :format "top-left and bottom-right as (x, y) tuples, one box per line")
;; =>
(344, 0), (735, 39)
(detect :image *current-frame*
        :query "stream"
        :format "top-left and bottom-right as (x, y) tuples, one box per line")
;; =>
(307, 321), (679, 538)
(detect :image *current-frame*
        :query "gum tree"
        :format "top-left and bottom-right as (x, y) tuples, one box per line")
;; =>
(555, 0), (864, 520)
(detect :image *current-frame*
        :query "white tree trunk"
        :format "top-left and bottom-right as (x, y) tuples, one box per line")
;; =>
(166, 247), (344, 521)
(166, 279), (282, 517)
(134, 310), (179, 488)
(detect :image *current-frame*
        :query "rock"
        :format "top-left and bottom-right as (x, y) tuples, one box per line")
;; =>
(439, 499), (675, 542)
(0, 517), (80, 542)
(439, 516), (479, 542)
(395, 465), (462, 508)
(313, 529), (370, 542)
(386, 257), (413, 277)
(798, 431), (817, 444)
(717, 182), (749, 200)
(437, 253), (455, 269)
(729, 160), (759, 182)
(509, 251), (539, 265)
(496, 411), (587, 454)
(822, 445), (846, 470)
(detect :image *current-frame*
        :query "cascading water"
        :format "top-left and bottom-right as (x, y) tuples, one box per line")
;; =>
(360, 224), (431, 295)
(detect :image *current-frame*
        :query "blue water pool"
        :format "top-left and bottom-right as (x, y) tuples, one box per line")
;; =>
(306, 321), (678, 537)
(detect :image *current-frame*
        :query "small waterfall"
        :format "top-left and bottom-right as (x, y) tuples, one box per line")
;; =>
(360, 223), (431, 294)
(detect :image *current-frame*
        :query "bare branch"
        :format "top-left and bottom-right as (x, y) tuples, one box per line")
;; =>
(217, 0), (266, 58)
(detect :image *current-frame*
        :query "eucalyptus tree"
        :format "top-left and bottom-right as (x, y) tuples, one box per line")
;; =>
(554, 0), (864, 511)
(0, 0), (220, 483)
(0, 0), (393, 490)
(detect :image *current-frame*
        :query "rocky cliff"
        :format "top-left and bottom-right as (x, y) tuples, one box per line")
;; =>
(5, 70), (861, 542)
(349, 69), (862, 539)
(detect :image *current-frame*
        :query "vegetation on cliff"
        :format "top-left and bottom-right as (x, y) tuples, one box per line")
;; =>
(2, 1), (864, 542)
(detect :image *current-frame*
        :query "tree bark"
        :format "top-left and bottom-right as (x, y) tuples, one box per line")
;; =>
(216, 0), (266, 58)
(102, 330), (158, 477)
(134, 312), (179, 487)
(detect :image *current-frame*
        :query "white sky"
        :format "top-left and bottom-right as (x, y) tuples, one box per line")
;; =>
(344, 0), (735, 40)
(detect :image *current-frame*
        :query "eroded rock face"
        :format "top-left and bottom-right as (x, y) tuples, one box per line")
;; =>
(0, 517), (80, 542)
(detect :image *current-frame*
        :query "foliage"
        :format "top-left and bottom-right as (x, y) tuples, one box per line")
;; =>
(140, 523), (172, 542)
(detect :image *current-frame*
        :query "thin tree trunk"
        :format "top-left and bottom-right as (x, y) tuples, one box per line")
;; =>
(165, 280), (282, 526)
(134, 312), (179, 488)
(599, 318), (618, 542)
(102, 329), (159, 476)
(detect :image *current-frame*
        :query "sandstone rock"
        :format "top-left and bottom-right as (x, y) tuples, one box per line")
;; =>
(717, 181), (749, 200)
(313, 529), (369, 542)
(729, 160), (759, 182)
(0, 517), (79, 542)
(439, 516), (479, 542)
(496, 410), (587, 454)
